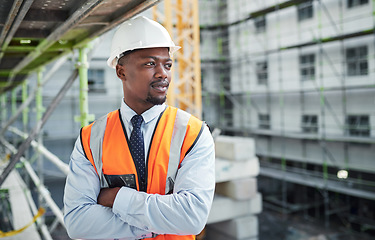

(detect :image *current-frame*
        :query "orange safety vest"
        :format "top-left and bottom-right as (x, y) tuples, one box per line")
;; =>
(80, 106), (204, 240)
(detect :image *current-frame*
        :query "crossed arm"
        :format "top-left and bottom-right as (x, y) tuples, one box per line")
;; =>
(63, 126), (215, 239)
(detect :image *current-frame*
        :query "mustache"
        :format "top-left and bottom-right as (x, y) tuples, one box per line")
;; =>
(150, 79), (169, 87)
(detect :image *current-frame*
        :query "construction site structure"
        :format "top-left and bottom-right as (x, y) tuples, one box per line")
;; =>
(1, 0), (374, 239)
(0, 0), (204, 238)
(199, 0), (375, 236)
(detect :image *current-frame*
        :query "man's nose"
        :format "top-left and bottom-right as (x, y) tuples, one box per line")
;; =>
(155, 64), (168, 79)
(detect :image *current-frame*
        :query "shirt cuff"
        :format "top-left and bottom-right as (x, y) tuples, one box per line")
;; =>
(112, 186), (136, 220)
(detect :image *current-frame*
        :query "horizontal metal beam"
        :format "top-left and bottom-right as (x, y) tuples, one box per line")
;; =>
(0, 71), (30, 77)
(13, 28), (51, 39)
(6, 40), (74, 52)
(23, 9), (69, 22)
(281, 28), (375, 50)
(203, 83), (375, 97)
(250, 0), (308, 18)
(260, 166), (375, 200)
(215, 125), (375, 144)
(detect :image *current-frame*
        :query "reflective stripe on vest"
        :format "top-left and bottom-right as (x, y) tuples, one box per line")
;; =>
(165, 108), (191, 194)
(90, 114), (109, 188)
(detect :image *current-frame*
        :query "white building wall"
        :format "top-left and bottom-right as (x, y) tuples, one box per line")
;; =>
(200, 0), (375, 175)
(342, 1), (373, 33)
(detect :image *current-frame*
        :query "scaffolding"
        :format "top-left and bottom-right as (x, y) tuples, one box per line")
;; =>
(200, 0), (375, 234)
(0, 0), (205, 238)
(0, 0), (165, 238)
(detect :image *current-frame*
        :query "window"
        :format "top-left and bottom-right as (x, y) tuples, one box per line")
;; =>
(346, 115), (370, 137)
(259, 114), (270, 129)
(256, 61), (268, 85)
(300, 54), (315, 81)
(88, 69), (105, 92)
(254, 16), (266, 33)
(348, 0), (369, 8)
(298, 1), (313, 21)
(346, 46), (368, 76)
(301, 115), (318, 133)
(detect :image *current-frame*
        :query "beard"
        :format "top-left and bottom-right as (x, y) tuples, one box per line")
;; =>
(146, 94), (167, 105)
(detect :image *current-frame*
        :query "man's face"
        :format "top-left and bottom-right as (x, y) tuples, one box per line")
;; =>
(116, 47), (172, 114)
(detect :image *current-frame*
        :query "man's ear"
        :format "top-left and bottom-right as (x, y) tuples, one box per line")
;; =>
(116, 64), (126, 80)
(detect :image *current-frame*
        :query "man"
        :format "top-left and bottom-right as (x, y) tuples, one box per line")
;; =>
(63, 16), (215, 240)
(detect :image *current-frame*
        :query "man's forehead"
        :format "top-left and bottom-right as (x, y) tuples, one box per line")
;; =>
(134, 48), (171, 60)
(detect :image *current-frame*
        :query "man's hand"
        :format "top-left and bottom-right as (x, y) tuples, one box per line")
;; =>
(97, 187), (121, 208)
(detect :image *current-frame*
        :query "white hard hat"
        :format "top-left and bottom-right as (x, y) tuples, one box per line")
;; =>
(107, 16), (181, 68)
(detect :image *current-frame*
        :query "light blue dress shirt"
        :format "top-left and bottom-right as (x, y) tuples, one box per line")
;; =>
(63, 101), (215, 240)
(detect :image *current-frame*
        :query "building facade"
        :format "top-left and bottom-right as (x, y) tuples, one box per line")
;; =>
(200, 0), (375, 234)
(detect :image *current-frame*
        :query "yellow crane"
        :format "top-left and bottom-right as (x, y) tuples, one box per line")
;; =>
(153, 0), (202, 118)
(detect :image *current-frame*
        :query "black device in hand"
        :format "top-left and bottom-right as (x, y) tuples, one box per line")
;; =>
(104, 174), (137, 189)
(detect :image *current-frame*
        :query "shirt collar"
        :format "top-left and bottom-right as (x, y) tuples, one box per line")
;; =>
(120, 99), (166, 125)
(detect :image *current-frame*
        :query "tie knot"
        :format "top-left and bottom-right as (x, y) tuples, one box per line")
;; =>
(131, 115), (143, 129)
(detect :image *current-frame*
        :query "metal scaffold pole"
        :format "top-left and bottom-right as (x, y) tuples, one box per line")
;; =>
(75, 46), (94, 127)
(36, 68), (45, 125)
(10, 88), (17, 145)
(22, 80), (29, 132)
(317, 1), (330, 228)
(0, 93), (6, 126)
(36, 67), (46, 224)
(11, 88), (17, 118)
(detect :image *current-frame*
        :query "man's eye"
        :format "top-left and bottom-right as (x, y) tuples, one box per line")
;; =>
(165, 64), (172, 68)
(145, 62), (155, 66)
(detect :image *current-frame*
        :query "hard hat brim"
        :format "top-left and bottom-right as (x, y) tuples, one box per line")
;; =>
(107, 45), (181, 69)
